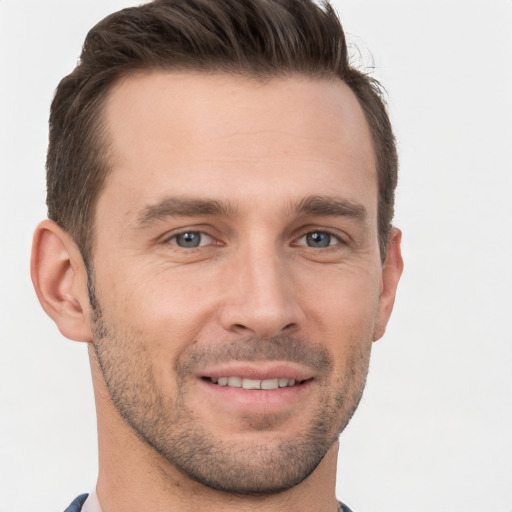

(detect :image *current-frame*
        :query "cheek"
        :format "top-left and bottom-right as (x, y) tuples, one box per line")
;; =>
(98, 265), (220, 352)
(296, 265), (379, 384)
(298, 264), (382, 335)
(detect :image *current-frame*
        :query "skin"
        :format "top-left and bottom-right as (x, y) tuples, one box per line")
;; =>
(31, 72), (403, 512)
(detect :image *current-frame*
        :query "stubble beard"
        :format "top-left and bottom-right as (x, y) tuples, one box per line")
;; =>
(90, 298), (371, 495)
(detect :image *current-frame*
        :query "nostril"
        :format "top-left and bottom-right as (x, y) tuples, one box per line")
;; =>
(232, 322), (296, 335)
(283, 323), (297, 332)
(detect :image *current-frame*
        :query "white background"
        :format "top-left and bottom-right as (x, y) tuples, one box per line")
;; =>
(1, 1), (511, 511)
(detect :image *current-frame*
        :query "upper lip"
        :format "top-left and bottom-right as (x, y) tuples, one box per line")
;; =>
(199, 362), (315, 382)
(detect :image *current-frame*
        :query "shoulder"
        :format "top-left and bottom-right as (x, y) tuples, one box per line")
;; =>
(338, 501), (355, 512)
(63, 494), (89, 512)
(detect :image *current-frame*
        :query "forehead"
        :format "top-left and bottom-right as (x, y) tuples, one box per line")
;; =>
(99, 71), (377, 221)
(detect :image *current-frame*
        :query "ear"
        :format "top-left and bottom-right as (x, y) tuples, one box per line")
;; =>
(31, 220), (93, 342)
(373, 227), (404, 341)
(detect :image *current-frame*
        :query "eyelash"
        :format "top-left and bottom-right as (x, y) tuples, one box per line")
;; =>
(293, 229), (347, 249)
(165, 230), (217, 249)
(164, 228), (347, 250)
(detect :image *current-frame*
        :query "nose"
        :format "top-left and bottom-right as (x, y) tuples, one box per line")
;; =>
(219, 245), (303, 339)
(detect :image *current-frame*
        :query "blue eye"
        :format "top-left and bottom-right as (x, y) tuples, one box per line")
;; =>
(306, 232), (332, 247)
(295, 231), (340, 248)
(169, 232), (212, 248)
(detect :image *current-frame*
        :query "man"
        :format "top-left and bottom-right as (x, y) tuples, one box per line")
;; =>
(31, 0), (403, 510)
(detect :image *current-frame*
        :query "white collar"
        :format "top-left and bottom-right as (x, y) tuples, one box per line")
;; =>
(81, 489), (103, 512)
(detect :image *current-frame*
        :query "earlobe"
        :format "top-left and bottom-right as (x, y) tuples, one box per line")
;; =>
(373, 227), (404, 341)
(31, 220), (92, 342)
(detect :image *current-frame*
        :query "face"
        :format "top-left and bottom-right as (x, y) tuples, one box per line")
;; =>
(89, 72), (395, 494)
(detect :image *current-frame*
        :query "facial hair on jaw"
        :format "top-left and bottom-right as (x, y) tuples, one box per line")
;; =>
(89, 292), (372, 495)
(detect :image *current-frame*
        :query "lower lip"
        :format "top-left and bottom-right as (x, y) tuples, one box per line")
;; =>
(198, 378), (313, 415)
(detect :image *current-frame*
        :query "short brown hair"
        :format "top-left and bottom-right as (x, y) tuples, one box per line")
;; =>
(46, 0), (398, 261)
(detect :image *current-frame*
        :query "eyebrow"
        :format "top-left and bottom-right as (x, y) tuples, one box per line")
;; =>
(135, 196), (239, 227)
(293, 195), (367, 221)
(134, 194), (367, 228)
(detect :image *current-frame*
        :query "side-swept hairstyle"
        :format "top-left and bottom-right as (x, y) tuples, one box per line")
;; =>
(46, 0), (397, 261)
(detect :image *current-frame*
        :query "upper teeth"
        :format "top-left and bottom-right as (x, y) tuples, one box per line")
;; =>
(211, 377), (297, 390)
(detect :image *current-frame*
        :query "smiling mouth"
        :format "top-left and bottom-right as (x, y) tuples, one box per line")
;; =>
(205, 377), (307, 390)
